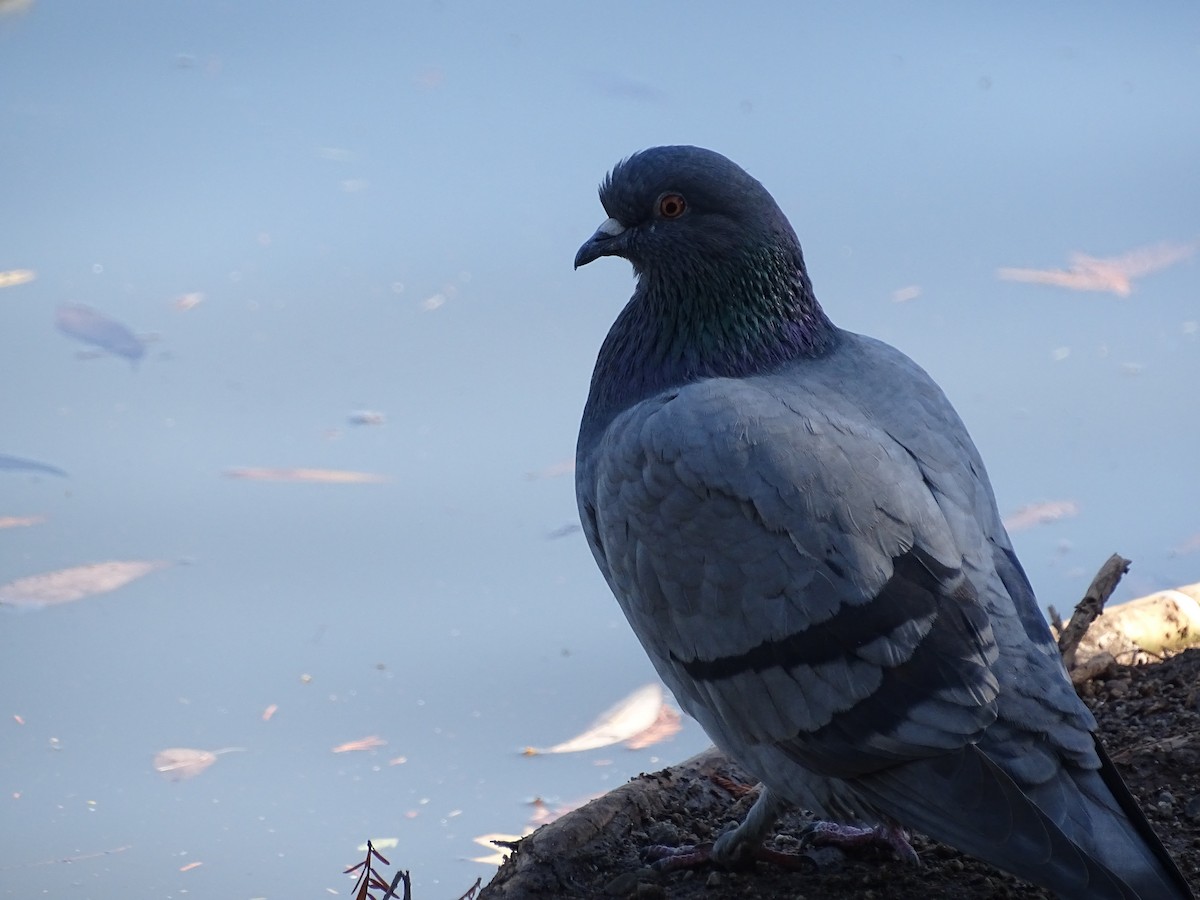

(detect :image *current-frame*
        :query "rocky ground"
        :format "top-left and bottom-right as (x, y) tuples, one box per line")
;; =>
(479, 649), (1200, 899)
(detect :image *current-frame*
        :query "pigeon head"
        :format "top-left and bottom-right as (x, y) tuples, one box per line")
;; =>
(576, 147), (836, 426)
(575, 145), (798, 273)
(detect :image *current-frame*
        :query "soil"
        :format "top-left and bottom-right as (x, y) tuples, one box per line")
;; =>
(479, 649), (1200, 899)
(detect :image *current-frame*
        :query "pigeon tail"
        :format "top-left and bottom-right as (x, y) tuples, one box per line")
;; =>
(857, 745), (1191, 899)
(1084, 740), (1196, 899)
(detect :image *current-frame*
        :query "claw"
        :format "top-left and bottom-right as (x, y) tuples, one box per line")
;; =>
(645, 842), (716, 872)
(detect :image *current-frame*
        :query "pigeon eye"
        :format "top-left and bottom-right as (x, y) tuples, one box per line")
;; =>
(657, 193), (686, 219)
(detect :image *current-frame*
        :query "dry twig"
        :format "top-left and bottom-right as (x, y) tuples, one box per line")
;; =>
(1057, 554), (1130, 670)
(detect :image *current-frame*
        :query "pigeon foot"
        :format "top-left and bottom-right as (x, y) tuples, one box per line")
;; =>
(799, 821), (920, 865)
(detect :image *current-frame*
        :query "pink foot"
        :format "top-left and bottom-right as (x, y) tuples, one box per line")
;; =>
(799, 821), (919, 865)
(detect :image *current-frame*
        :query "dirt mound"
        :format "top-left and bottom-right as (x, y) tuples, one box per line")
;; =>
(481, 650), (1200, 899)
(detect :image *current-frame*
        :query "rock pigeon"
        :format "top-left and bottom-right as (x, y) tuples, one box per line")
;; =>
(573, 146), (1194, 899)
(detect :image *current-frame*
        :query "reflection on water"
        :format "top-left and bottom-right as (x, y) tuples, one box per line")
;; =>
(54, 303), (147, 366)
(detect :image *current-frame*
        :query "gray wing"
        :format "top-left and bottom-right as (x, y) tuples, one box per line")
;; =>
(579, 373), (1002, 780)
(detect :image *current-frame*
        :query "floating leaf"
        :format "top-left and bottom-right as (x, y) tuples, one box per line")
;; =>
(153, 746), (244, 781)
(153, 748), (215, 781)
(997, 240), (1198, 297)
(0, 515), (46, 529)
(55, 303), (146, 365)
(173, 292), (204, 311)
(623, 704), (682, 749)
(0, 268), (36, 289)
(224, 467), (389, 484)
(1002, 500), (1079, 533)
(332, 735), (387, 753)
(524, 683), (672, 755)
(0, 453), (68, 477)
(0, 560), (173, 608)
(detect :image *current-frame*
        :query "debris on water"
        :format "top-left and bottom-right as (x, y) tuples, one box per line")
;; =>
(332, 735), (388, 754)
(523, 683), (679, 755)
(54, 303), (147, 365)
(153, 747), (245, 782)
(1002, 499), (1079, 532)
(545, 523), (582, 540)
(0, 559), (174, 608)
(997, 240), (1199, 297)
(223, 467), (390, 484)
(0, 515), (47, 529)
(0, 453), (68, 478)
(0, 268), (36, 289)
(348, 410), (386, 426)
(173, 292), (204, 311)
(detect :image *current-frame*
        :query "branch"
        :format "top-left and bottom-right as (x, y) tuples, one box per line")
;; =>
(1057, 553), (1130, 670)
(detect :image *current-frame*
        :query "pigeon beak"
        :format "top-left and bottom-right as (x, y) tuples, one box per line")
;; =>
(574, 217), (628, 269)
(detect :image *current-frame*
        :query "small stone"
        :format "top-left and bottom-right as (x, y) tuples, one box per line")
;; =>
(772, 832), (801, 850)
(705, 871), (725, 889)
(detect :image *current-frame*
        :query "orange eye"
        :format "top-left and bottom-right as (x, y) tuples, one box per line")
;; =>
(657, 193), (686, 219)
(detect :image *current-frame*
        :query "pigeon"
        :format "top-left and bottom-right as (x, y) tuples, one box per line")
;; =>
(573, 146), (1194, 899)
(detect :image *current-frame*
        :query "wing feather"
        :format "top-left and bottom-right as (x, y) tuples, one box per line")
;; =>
(587, 374), (999, 775)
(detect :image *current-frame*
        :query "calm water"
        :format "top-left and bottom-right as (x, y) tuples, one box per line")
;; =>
(2, 3), (1198, 897)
